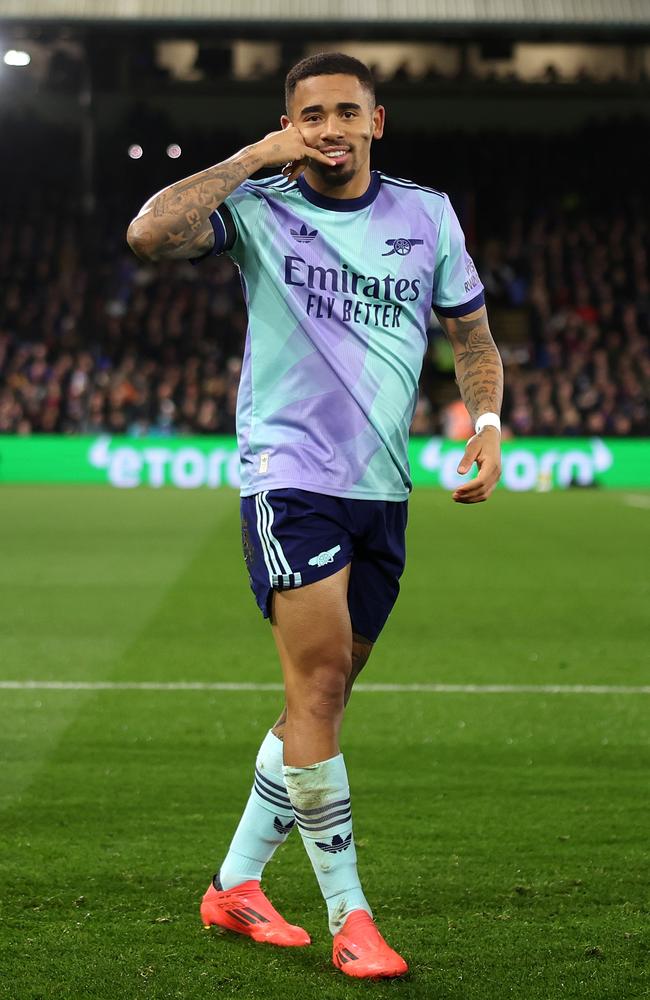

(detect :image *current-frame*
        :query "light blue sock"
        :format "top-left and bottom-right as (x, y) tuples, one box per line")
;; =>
(218, 730), (295, 890)
(283, 753), (372, 934)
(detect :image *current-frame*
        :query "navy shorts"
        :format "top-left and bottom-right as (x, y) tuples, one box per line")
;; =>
(240, 489), (408, 643)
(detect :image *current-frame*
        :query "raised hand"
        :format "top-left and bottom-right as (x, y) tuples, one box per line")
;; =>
(256, 124), (337, 180)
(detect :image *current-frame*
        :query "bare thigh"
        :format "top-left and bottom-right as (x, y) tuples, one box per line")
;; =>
(270, 566), (353, 766)
(270, 568), (375, 760)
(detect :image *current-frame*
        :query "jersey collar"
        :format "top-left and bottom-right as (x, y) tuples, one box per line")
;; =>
(297, 170), (381, 212)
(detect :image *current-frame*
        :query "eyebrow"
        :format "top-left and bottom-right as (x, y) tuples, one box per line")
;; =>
(299, 102), (362, 116)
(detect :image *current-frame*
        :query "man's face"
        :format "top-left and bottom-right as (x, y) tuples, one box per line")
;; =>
(282, 73), (385, 188)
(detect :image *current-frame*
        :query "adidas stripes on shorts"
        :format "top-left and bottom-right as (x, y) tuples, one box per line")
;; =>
(239, 488), (407, 643)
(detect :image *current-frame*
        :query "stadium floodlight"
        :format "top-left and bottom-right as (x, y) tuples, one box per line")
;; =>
(128, 144), (143, 159)
(166, 143), (181, 159)
(3, 49), (31, 66)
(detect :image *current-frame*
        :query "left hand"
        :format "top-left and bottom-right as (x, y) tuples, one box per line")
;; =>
(452, 427), (502, 504)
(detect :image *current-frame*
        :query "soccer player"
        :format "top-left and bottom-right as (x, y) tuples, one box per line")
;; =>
(127, 52), (503, 979)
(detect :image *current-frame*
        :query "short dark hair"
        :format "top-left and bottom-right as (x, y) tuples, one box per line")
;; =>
(285, 52), (375, 112)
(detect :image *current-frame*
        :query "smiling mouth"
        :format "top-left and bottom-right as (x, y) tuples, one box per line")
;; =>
(321, 149), (350, 164)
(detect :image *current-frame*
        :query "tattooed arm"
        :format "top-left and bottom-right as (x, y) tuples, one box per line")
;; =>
(126, 125), (336, 263)
(435, 305), (504, 503)
(126, 146), (263, 262)
(436, 305), (503, 422)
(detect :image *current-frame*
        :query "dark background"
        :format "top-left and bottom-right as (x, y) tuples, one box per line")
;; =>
(1, 20), (648, 437)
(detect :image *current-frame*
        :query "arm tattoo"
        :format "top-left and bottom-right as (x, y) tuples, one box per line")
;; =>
(439, 310), (504, 423)
(157, 222), (217, 260)
(130, 145), (264, 260)
(151, 150), (260, 220)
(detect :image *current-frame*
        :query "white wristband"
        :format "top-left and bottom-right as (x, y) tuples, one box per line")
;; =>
(475, 412), (501, 434)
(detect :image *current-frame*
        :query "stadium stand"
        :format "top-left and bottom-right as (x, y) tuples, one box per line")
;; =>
(1, 120), (648, 437)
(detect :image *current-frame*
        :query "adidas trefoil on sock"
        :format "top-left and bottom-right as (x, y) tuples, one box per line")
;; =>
(218, 730), (295, 890)
(283, 753), (371, 934)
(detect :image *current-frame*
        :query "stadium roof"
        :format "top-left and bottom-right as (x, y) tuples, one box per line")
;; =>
(0, 0), (648, 26)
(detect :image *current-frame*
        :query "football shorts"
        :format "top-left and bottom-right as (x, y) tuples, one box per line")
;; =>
(240, 488), (408, 643)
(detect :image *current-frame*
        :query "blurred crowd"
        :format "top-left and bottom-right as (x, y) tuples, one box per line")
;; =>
(485, 214), (649, 437)
(425, 209), (650, 438)
(0, 215), (246, 436)
(0, 122), (648, 438)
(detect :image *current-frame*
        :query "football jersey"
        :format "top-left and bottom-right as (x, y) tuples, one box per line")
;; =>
(200, 170), (484, 500)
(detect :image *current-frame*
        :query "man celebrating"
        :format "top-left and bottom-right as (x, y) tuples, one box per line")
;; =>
(127, 52), (502, 979)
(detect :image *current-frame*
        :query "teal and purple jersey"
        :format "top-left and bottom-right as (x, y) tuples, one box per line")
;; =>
(200, 170), (484, 501)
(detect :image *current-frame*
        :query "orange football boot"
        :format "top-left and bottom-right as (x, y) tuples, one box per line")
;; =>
(332, 909), (408, 978)
(200, 878), (310, 947)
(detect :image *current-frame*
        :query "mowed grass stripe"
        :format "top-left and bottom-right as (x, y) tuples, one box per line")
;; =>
(2, 489), (647, 688)
(2, 680), (650, 694)
(0, 487), (232, 809)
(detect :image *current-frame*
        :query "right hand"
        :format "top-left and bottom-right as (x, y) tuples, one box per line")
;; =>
(255, 125), (336, 180)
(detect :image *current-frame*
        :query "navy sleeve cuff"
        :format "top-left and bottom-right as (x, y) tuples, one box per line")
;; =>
(433, 289), (485, 318)
(209, 209), (229, 252)
(190, 206), (234, 265)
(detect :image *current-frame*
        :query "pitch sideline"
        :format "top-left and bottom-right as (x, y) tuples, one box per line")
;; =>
(0, 680), (648, 695)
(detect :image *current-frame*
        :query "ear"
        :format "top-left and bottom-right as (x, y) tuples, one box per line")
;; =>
(280, 114), (291, 130)
(372, 105), (385, 140)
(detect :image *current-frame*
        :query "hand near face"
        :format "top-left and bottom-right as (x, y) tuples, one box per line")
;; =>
(256, 125), (337, 180)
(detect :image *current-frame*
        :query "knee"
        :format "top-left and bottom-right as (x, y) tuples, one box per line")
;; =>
(287, 650), (352, 720)
(295, 677), (346, 721)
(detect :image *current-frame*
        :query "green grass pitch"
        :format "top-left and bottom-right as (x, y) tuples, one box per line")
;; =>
(0, 485), (648, 1000)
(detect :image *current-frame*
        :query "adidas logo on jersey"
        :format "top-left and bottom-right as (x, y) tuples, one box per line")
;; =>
(290, 223), (318, 243)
